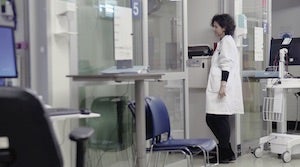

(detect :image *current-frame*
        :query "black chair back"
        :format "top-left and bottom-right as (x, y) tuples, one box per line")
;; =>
(0, 87), (63, 167)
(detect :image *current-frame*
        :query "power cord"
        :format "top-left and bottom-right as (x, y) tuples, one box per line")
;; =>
(120, 81), (130, 97)
(286, 72), (295, 78)
(294, 92), (300, 132)
(271, 78), (281, 88)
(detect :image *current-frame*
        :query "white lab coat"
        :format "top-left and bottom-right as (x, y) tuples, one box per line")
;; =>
(206, 35), (244, 115)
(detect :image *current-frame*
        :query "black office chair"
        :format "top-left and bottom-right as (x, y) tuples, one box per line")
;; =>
(0, 87), (94, 167)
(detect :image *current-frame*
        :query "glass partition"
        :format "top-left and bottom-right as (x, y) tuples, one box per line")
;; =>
(147, 0), (186, 139)
(241, 0), (271, 152)
(76, 0), (188, 166)
(148, 0), (184, 72)
(78, 84), (135, 167)
(149, 80), (185, 138)
(77, 0), (141, 75)
(76, 1), (139, 166)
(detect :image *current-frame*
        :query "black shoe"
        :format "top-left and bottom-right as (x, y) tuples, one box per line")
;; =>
(228, 155), (236, 161)
(208, 156), (230, 164)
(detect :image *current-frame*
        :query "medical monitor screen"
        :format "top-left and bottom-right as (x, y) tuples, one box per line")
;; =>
(269, 38), (300, 66)
(0, 26), (17, 78)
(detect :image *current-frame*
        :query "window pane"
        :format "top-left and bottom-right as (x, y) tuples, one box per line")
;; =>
(77, 0), (141, 75)
(76, 1), (140, 166)
(148, 0), (184, 72)
(241, 0), (270, 146)
(149, 80), (185, 138)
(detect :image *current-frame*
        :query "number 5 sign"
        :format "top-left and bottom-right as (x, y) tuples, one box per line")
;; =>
(131, 0), (141, 18)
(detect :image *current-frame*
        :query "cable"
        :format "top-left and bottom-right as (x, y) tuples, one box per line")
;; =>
(271, 78), (281, 88)
(121, 81), (131, 97)
(285, 51), (289, 74)
(294, 92), (300, 132)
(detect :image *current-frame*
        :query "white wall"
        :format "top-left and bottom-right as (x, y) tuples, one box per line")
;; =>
(187, 0), (219, 139)
(29, 0), (74, 107)
(187, 0), (219, 47)
(29, 0), (50, 103)
(272, 0), (300, 38)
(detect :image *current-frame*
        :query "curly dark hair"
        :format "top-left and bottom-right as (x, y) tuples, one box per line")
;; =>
(211, 14), (236, 36)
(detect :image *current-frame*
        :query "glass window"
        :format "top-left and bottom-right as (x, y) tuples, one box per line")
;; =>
(149, 80), (185, 138)
(241, 0), (270, 144)
(76, 1), (139, 166)
(79, 84), (135, 167)
(77, 0), (141, 75)
(148, 0), (184, 72)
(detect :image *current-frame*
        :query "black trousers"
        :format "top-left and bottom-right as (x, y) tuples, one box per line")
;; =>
(206, 114), (234, 159)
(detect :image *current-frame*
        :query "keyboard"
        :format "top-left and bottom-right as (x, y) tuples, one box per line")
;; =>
(46, 108), (81, 116)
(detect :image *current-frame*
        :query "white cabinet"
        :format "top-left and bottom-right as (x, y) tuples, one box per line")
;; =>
(187, 56), (211, 88)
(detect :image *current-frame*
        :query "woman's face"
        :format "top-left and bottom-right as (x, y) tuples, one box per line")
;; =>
(212, 21), (225, 38)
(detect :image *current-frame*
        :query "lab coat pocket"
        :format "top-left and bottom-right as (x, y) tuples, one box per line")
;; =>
(207, 68), (221, 93)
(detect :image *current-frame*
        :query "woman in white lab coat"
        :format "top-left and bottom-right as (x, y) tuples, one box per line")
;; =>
(206, 14), (244, 163)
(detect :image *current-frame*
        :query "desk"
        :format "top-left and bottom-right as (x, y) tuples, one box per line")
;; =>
(50, 113), (100, 121)
(67, 73), (163, 167)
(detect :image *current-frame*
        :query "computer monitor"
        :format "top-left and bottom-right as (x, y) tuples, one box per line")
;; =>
(0, 26), (18, 78)
(269, 37), (300, 66)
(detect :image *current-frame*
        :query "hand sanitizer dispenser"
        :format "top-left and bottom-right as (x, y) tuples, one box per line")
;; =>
(236, 14), (248, 39)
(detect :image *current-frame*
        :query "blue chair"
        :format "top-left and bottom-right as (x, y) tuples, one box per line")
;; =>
(128, 100), (194, 167)
(128, 97), (219, 167)
(145, 96), (219, 167)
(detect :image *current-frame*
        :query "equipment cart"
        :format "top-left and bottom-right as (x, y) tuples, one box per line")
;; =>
(253, 79), (300, 163)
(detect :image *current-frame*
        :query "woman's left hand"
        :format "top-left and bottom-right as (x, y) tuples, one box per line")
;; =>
(218, 81), (227, 98)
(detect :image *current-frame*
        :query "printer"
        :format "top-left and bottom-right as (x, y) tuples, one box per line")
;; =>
(187, 45), (213, 88)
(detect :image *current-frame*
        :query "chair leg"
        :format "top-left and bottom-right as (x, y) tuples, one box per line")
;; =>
(191, 153), (195, 167)
(215, 146), (219, 165)
(182, 152), (193, 167)
(205, 146), (219, 167)
(162, 152), (169, 166)
(183, 149), (193, 167)
(76, 141), (85, 167)
(188, 154), (194, 167)
(193, 146), (207, 167)
(154, 152), (160, 167)
(204, 152), (208, 167)
(147, 146), (154, 167)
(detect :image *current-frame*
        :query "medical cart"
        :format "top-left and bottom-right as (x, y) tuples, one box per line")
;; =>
(253, 47), (300, 163)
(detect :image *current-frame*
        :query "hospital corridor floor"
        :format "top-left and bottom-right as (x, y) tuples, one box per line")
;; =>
(165, 152), (300, 167)
(215, 153), (300, 167)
